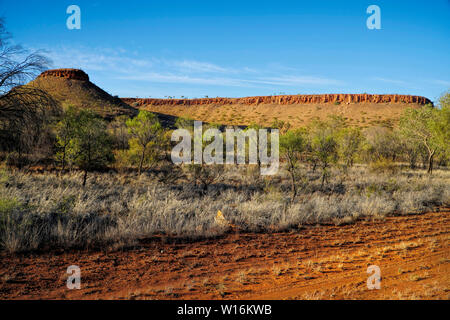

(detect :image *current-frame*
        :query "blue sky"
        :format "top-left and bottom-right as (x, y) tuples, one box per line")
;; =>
(1, 0), (449, 102)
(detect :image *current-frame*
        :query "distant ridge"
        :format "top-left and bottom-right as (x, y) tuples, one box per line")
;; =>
(122, 94), (432, 107)
(23, 69), (433, 128)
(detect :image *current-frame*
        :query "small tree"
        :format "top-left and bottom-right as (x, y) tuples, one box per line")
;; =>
(126, 111), (162, 175)
(271, 118), (291, 134)
(244, 122), (263, 173)
(108, 115), (130, 150)
(185, 163), (223, 193)
(336, 127), (363, 168)
(362, 126), (401, 163)
(433, 92), (450, 163)
(399, 103), (447, 174)
(55, 105), (77, 171)
(66, 110), (113, 186)
(309, 121), (338, 188)
(398, 130), (427, 169)
(280, 129), (305, 201)
(175, 116), (194, 131)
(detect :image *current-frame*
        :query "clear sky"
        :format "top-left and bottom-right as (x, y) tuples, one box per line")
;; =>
(1, 0), (449, 102)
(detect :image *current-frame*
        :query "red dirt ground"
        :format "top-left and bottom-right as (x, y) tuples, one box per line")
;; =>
(0, 210), (448, 300)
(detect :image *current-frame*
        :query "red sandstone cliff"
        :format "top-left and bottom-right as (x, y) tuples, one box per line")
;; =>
(39, 69), (90, 81)
(37, 69), (432, 107)
(122, 94), (432, 107)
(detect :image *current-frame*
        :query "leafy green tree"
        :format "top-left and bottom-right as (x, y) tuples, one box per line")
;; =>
(280, 129), (305, 200)
(270, 118), (291, 134)
(397, 129), (426, 169)
(126, 111), (162, 175)
(66, 109), (113, 186)
(439, 91), (450, 108)
(433, 92), (450, 162)
(243, 123), (263, 172)
(174, 116), (194, 131)
(362, 126), (401, 163)
(159, 129), (175, 162)
(336, 127), (363, 168)
(399, 101), (448, 174)
(326, 114), (347, 132)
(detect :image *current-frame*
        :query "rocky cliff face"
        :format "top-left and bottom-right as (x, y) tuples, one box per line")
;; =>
(37, 69), (432, 108)
(122, 94), (432, 107)
(38, 69), (90, 81)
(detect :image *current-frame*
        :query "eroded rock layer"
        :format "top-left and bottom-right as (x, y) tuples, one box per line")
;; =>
(38, 69), (89, 81)
(122, 94), (431, 107)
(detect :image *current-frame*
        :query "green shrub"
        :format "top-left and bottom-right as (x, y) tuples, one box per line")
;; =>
(369, 157), (399, 174)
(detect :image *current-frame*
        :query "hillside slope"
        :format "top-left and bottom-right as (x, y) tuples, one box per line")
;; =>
(123, 94), (432, 128)
(26, 69), (137, 119)
(24, 69), (431, 128)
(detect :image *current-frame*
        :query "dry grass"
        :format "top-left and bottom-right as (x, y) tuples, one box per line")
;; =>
(0, 165), (448, 253)
(27, 76), (136, 119)
(141, 102), (420, 128)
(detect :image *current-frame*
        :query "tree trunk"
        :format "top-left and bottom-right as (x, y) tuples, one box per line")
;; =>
(257, 158), (261, 177)
(18, 147), (23, 170)
(82, 169), (88, 186)
(61, 147), (66, 172)
(290, 170), (297, 202)
(321, 166), (327, 189)
(427, 150), (435, 174)
(138, 146), (146, 176)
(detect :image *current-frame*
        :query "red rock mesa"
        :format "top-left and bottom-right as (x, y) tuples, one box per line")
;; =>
(38, 68), (90, 81)
(37, 69), (431, 107)
(122, 94), (432, 107)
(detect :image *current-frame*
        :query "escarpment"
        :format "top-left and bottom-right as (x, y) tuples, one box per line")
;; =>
(122, 94), (431, 107)
(38, 68), (90, 81)
(24, 69), (433, 128)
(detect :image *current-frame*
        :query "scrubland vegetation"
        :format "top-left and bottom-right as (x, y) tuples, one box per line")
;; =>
(1, 87), (449, 253)
(0, 19), (449, 253)
(0, 154), (448, 253)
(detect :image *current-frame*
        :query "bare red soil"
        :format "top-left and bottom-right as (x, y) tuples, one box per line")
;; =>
(0, 210), (448, 300)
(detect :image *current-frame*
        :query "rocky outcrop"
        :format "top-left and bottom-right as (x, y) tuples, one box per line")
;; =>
(38, 69), (89, 81)
(30, 69), (137, 119)
(37, 70), (431, 106)
(122, 94), (432, 107)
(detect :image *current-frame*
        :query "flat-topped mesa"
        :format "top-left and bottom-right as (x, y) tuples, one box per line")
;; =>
(122, 94), (432, 107)
(38, 68), (89, 81)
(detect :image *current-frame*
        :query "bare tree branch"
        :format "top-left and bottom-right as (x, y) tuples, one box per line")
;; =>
(0, 18), (58, 158)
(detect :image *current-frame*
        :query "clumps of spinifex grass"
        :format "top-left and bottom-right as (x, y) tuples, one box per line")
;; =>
(0, 165), (448, 253)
